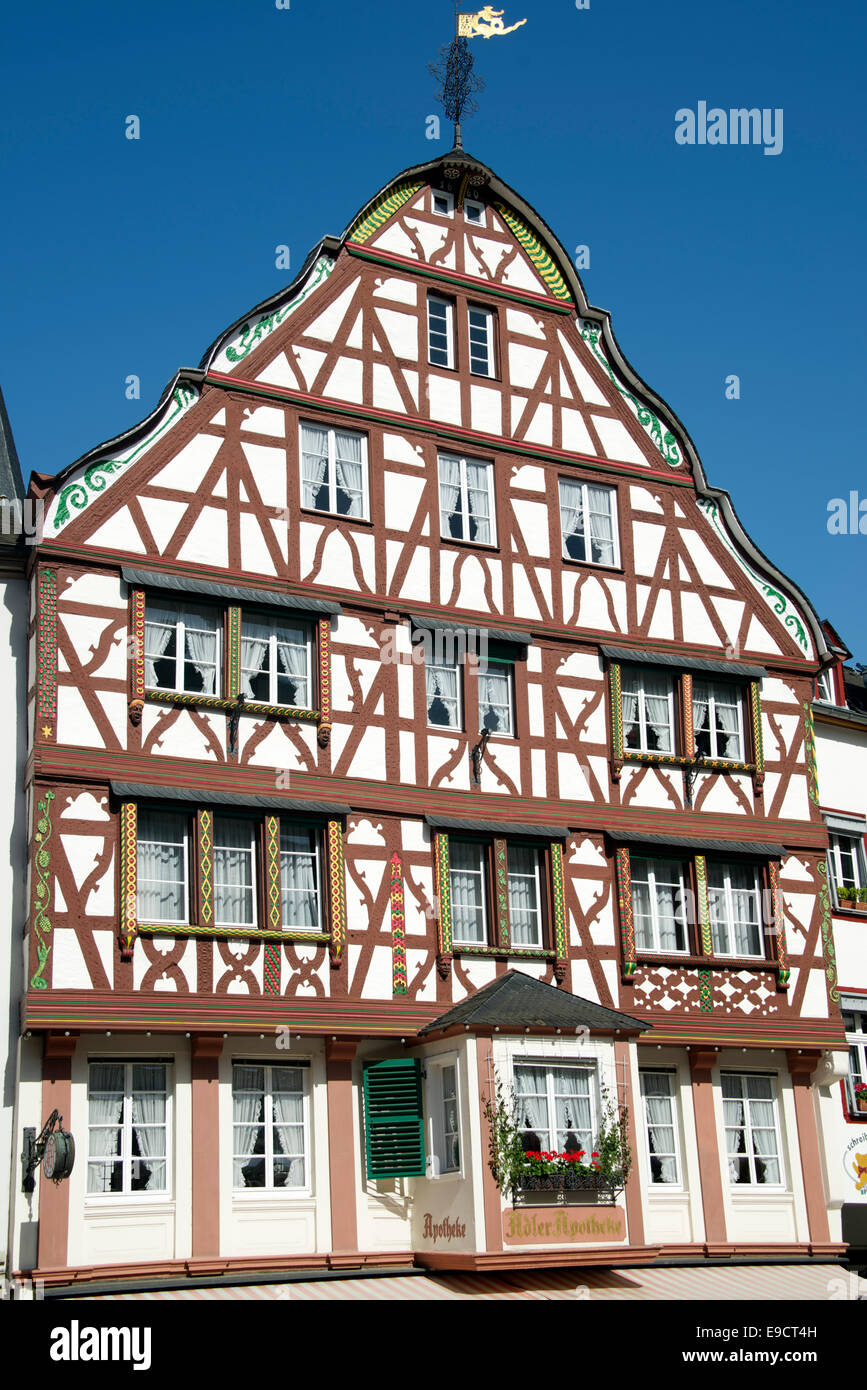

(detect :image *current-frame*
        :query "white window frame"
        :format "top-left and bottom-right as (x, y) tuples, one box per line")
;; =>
(144, 601), (222, 697)
(231, 1061), (311, 1195)
(843, 1010), (867, 1116)
(558, 478), (620, 568)
(707, 861), (763, 958)
(467, 304), (495, 378)
(136, 810), (190, 926)
(299, 422), (369, 520)
(438, 451), (497, 547)
(427, 294), (456, 370)
(426, 1054), (462, 1179)
(721, 1071), (785, 1190)
(431, 189), (454, 217)
(816, 668), (837, 704)
(86, 1060), (171, 1199)
(828, 832), (866, 905)
(692, 680), (745, 762)
(213, 817), (258, 929)
(477, 656), (514, 736)
(631, 857), (690, 955)
(426, 651), (463, 730)
(241, 615), (313, 709)
(507, 844), (543, 948)
(449, 839), (490, 946)
(280, 822), (323, 933)
(621, 668), (676, 755)
(639, 1069), (683, 1188)
(512, 1059), (599, 1156)
(464, 198), (485, 227)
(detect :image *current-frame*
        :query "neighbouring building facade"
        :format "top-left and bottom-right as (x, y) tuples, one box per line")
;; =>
(812, 626), (867, 1258)
(8, 146), (856, 1291)
(0, 388), (28, 1288)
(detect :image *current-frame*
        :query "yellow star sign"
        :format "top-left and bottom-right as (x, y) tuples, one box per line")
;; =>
(458, 7), (527, 39)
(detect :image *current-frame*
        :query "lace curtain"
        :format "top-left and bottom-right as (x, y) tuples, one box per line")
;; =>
(439, 456), (461, 537)
(559, 479), (585, 559)
(478, 664), (511, 733)
(182, 608), (218, 694)
(642, 1076), (678, 1183)
(136, 811), (186, 923)
(233, 1065), (265, 1188)
(301, 424), (329, 508)
(334, 431), (364, 517)
(449, 841), (485, 942)
(280, 828), (319, 930)
(507, 845), (540, 945)
(465, 460), (491, 543)
(131, 1064), (166, 1190)
(426, 662), (459, 727)
(87, 1063), (123, 1193)
(214, 819), (254, 926)
(587, 485), (615, 565)
(143, 604), (175, 688)
(622, 670), (672, 751)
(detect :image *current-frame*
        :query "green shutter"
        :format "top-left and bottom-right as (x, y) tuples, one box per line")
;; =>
(362, 1058), (426, 1179)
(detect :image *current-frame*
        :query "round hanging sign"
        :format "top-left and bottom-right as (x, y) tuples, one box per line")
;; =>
(42, 1130), (75, 1181)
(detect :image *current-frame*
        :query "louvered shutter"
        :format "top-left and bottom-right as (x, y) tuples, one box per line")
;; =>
(362, 1058), (426, 1178)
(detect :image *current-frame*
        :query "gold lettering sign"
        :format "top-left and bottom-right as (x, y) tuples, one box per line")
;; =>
(502, 1206), (626, 1246)
(458, 7), (527, 39)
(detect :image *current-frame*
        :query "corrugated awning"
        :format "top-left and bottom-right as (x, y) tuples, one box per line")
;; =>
(600, 644), (766, 681)
(122, 566), (341, 616)
(66, 1263), (863, 1302)
(609, 831), (784, 858)
(110, 782), (351, 815)
(425, 816), (567, 838)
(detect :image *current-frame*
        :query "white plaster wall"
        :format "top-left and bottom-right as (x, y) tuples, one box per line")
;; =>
(632, 1046), (705, 1245)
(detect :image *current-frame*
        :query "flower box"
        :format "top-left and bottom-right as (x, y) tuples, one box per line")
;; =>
(857, 1097), (867, 1113)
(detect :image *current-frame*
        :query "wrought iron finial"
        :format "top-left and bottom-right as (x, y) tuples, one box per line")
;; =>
(428, 37), (485, 147)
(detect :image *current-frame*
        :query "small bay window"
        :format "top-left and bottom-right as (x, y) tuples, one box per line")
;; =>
(514, 1062), (596, 1156)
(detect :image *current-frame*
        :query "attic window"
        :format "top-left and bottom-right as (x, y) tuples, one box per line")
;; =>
(464, 199), (485, 226)
(432, 190), (454, 217)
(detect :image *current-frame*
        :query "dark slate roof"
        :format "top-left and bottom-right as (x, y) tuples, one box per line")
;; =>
(425, 815), (568, 839)
(110, 782), (351, 815)
(418, 970), (650, 1037)
(122, 567), (341, 616)
(0, 386), (25, 503)
(610, 831), (784, 857)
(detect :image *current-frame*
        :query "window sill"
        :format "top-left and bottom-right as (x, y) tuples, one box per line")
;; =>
(142, 690), (321, 724)
(439, 536), (501, 555)
(561, 555), (624, 575)
(623, 751), (755, 775)
(299, 506), (372, 528)
(137, 924), (330, 944)
(454, 946), (554, 960)
(633, 952), (774, 971)
(832, 905), (867, 920)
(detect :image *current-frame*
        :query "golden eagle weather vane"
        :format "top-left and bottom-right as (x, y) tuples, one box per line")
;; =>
(429, 6), (528, 147)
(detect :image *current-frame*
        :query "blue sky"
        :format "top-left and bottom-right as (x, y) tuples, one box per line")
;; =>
(2, 0), (864, 658)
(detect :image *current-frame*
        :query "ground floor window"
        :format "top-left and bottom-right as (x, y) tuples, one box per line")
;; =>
(426, 1057), (461, 1176)
(87, 1061), (169, 1195)
(722, 1072), (782, 1186)
(514, 1062), (596, 1156)
(639, 1069), (681, 1185)
(232, 1062), (309, 1190)
(844, 1010), (867, 1115)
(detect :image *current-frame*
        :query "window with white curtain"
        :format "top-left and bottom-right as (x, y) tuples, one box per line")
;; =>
(300, 422), (368, 518)
(843, 1011), (867, 1115)
(692, 680), (744, 761)
(240, 614), (312, 708)
(214, 818), (257, 927)
(507, 844), (543, 947)
(449, 840), (489, 944)
(722, 1073), (782, 1186)
(144, 600), (221, 695)
(468, 305), (495, 377)
(477, 655), (514, 735)
(514, 1062), (597, 1156)
(621, 668), (675, 753)
(136, 811), (189, 924)
(438, 452), (496, 545)
(631, 857), (690, 954)
(708, 861), (762, 957)
(427, 295), (455, 369)
(426, 1056), (461, 1177)
(640, 1071), (682, 1185)
(426, 651), (462, 729)
(559, 478), (619, 567)
(828, 832), (866, 902)
(280, 825), (321, 932)
(232, 1062), (309, 1190)
(87, 1061), (169, 1195)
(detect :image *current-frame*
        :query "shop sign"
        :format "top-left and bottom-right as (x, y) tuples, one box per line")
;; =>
(843, 1129), (867, 1196)
(503, 1206), (625, 1245)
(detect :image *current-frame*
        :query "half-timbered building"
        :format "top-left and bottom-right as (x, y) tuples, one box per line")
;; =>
(812, 625), (867, 1263)
(11, 145), (853, 1289)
